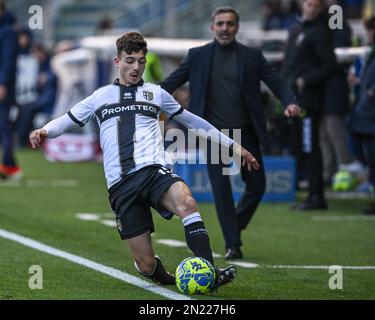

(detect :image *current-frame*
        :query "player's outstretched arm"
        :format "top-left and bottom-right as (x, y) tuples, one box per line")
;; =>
(29, 113), (79, 149)
(173, 109), (260, 171)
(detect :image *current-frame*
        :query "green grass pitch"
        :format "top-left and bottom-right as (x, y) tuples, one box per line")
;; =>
(0, 150), (374, 300)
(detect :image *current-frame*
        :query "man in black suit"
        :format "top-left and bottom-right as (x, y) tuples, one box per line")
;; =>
(161, 7), (300, 259)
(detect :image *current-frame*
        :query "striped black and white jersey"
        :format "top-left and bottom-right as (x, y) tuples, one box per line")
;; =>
(67, 79), (182, 188)
(44, 79), (235, 189)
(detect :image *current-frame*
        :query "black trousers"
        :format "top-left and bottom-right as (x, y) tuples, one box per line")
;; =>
(0, 93), (16, 166)
(206, 128), (266, 249)
(302, 110), (325, 198)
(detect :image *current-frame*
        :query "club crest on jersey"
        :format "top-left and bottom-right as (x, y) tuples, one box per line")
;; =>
(143, 91), (153, 101)
(123, 92), (133, 100)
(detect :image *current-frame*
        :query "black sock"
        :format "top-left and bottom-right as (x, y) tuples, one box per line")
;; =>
(184, 221), (214, 265)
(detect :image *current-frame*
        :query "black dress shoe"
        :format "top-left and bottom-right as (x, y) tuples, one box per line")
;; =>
(296, 195), (328, 211)
(224, 247), (243, 260)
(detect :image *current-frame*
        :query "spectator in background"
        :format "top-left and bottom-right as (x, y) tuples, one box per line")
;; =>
(283, 0), (301, 30)
(0, 1), (22, 179)
(15, 44), (57, 147)
(262, 0), (285, 30)
(95, 16), (114, 35)
(144, 51), (164, 84)
(349, 16), (375, 214)
(340, 0), (365, 19)
(262, 0), (300, 31)
(17, 27), (33, 55)
(14, 27), (39, 126)
(320, 3), (361, 186)
(282, 0), (337, 210)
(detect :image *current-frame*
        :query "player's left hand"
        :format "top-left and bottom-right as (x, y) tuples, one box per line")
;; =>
(284, 104), (301, 117)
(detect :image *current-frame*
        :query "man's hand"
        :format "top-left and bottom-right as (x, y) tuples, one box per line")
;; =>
(0, 85), (7, 101)
(347, 73), (359, 88)
(284, 104), (302, 117)
(233, 143), (260, 171)
(296, 77), (305, 92)
(29, 129), (48, 149)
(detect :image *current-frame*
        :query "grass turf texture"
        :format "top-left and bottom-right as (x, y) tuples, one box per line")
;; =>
(0, 149), (374, 300)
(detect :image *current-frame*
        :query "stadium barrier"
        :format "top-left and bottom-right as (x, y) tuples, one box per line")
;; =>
(173, 156), (296, 203)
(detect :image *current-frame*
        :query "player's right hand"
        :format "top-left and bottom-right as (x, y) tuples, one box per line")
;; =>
(29, 129), (48, 149)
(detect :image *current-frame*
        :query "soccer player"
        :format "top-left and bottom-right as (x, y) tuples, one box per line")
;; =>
(29, 32), (260, 288)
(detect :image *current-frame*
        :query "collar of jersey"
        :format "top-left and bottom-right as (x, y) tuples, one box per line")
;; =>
(113, 78), (144, 87)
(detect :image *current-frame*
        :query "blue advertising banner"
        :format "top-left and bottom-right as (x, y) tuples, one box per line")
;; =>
(173, 156), (296, 203)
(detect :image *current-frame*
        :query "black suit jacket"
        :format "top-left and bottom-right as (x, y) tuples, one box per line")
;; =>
(161, 41), (296, 147)
(282, 17), (338, 111)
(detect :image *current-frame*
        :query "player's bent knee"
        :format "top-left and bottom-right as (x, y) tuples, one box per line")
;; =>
(176, 196), (198, 217)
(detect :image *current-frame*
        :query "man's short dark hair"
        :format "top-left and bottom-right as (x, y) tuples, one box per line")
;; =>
(116, 32), (148, 57)
(211, 7), (240, 24)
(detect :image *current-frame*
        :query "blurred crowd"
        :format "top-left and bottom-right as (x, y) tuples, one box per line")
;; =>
(258, 0), (374, 205)
(0, 0), (375, 213)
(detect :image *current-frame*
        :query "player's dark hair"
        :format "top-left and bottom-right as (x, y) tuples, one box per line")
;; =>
(211, 6), (240, 24)
(116, 32), (148, 57)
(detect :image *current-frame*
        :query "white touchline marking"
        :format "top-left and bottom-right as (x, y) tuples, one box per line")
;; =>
(26, 179), (79, 187)
(0, 228), (192, 300)
(100, 220), (117, 227)
(326, 191), (371, 199)
(0, 179), (79, 188)
(156, 239), (186, 247)
(312, 215), (375, 221)
(269, 265), (375, 270)
(229, 261), (259, 268)
(156, 239), (222, 258)
(72, 219), (375, 270)
(76, 213), (101, 221)
(224, 263), (375, 270)
(212, 252), (222, 258)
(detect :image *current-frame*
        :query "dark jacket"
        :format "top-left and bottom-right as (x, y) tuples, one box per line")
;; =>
(0, 10), (17, 90)
(282, 16), (337, 111)
(324, 20), (352, 115)
(350, 50), (375, 135)
(161, 41), (296, 147)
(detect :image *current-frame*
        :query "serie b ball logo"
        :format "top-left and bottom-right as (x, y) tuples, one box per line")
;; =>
(175, 257), (216, 295)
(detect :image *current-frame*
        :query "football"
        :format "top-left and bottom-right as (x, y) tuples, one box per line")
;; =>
(332, 170), (356, 191)
(175, 256), (216, 295)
